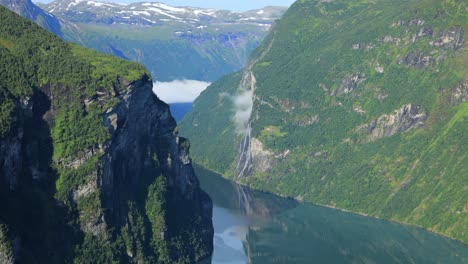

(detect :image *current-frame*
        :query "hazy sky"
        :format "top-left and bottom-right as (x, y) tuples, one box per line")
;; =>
(35, 0), (296, 11)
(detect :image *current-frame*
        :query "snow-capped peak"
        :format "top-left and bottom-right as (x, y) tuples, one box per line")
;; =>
(42, 0), (286, 28)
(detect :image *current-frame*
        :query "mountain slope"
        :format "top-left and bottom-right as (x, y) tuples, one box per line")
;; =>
(180, 0), (467, 242)
(41, 0), (284, 27)
(0, 6), (212, 263)
(0, 0), (63, 36)
(37, 0), (287, 81)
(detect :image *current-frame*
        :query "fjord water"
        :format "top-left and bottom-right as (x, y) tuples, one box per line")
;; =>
(195, 166), (468, 264)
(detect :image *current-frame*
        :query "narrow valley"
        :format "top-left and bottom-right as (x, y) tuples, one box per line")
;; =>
(0, 0), (466, 263)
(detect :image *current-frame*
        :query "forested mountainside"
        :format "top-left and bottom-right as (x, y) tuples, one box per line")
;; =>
(0, 6), (212, 263)
(180, 0), (467, 242)
(35, 0), (286, 81)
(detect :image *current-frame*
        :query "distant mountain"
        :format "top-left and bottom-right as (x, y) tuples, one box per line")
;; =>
(180, 0), (467, 243)
(169, 103), (193, 122)
(1, 0), (62, 36)
(35, 0), (287, 81)
(40, 0), (284, 28)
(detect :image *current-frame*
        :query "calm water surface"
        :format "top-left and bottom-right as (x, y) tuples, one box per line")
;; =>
(195, 166), (468, 264)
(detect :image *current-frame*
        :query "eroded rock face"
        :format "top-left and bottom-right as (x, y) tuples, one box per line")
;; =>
(392, 18), (425, 27)
(450, 80), (468, 106)
(431, 26), (464, 49)
(381, 35), (401, 45)
(0, 224), (14, 264)
(0, 90), (53, 189)
(352, 43), (374, 50)
(100, 77), (213, 260)
(418, 27), (433, 38)
(0, 76), (213, 262)
(333, 73), (366, 95)
(102, 78), (208, 212)
(399, 52), (432, 68)
(250, 138), (274, 173)
(367, 104), (428, 140)
(0, 126), (22, 191)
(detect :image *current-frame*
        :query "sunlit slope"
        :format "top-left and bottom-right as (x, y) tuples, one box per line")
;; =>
(180, 0), (468, 242)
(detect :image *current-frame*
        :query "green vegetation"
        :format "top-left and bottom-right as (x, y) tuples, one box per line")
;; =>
(36, 1), (282, 82)
(0, 89), (15, 137)
(71, 44), (149, 88)
(181, 73), (242, 173)
(145, 175), (172, 261)
(67, 23), (261, 81)
(0, 6), (212, 263)
(52, 104), (109, 160)
(180, 0), (468, 242)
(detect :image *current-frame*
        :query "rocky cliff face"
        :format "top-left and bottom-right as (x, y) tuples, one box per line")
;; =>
(0, 74), (213, 263)
(366, 104), (427, 141)
(0, 7), (213, 262)
(98, 76), (214, 261)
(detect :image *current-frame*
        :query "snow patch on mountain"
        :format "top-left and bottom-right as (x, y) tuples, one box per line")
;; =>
(40, 0), (286, 28)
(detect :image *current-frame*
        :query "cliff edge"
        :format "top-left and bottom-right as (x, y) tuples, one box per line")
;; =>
(0, 6), (212, 263)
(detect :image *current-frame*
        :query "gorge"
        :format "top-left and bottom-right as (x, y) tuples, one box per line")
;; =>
(0, 0), (467, 262)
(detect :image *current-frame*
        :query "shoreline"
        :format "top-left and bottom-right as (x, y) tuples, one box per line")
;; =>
(194, 163), (468, 246)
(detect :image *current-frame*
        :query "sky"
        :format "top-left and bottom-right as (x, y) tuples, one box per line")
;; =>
(35, 0), (296, 11)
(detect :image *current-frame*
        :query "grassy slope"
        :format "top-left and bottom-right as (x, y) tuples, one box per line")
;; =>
(180, 0), (467, 242)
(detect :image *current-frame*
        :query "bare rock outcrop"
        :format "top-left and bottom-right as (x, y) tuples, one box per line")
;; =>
(399, 52), (432, 68)
(450, 80), (468, 106)
(367, 104), (428, 140)
(430, 26), (464, 49)
(333, 73), (366, 95)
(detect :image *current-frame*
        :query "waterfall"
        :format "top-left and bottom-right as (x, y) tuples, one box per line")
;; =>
(236, 122), (252, 178)
(232, 38), (275, 179)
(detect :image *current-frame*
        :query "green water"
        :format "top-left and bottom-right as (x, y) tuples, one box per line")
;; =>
(195, 165), (468, 264)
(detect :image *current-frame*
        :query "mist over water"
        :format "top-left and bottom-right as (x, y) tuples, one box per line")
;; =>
(153, 80), (211, 104)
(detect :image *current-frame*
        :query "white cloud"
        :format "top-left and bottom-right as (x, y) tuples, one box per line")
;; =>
(232, 89), (253, 136)
(153, 80), (211, 104)
(219, 84), (253, 136)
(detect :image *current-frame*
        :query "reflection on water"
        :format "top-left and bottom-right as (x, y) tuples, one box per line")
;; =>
(212, 207), (248, 264)
(195, 165), (468, 264)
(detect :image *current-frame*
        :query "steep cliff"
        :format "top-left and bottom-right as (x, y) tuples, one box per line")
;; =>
(0, 6), (212, 263)
(180, 0), (467, 242)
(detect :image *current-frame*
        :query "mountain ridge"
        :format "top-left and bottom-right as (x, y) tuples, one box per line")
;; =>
(0, 0), (63, 36)
(0, 6), (213, 262)
(0, 0), (287, 82)
(39, 0), (285, 28)
(37, 0), (287, 81)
